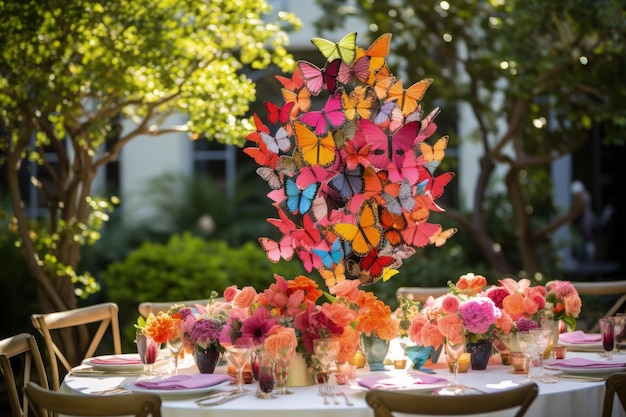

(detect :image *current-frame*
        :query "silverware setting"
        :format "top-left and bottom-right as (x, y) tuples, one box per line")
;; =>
(338, 391), (354, 406)
(196, 391), (247, 406)
(557, 374), (605, 382)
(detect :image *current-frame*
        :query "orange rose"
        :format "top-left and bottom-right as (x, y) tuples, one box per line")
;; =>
(502, 293), (525, 320)
(336, 327), (359, 363)
(437, 314), (464, 344)
(329, 279), (360, 300)
(564, 294), (582, 317)
(233, 286), (257, 309)
(320, 302), (358, 327)
(409, 314), (428, 345)
(421, 322), (444, 348)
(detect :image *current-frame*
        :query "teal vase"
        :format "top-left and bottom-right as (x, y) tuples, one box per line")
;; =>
(361, 332), (390, 371)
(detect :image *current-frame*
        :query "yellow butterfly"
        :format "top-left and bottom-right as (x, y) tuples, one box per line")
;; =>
(419, 135), (449, 166)
(355, 33), (392, 83)
(386, 78), (433, 116)
(332, 199), (383, 256)
(311, 32), (357, 64)
(429, 227), (457, 247)
(293, 121), (336, 167)
(319, 263), (346, 287)
(341, 86), (376, 121)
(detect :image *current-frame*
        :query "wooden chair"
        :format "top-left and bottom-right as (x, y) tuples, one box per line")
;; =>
(0, 333), (50, 417)
(365, 382), (539, 417)
(25, 381), (161, 417)
(138, 299), (213, 318)
(31, 302), (121, 390)
(571, 280), (626, 332)
(396, 286), (449, 304)
(602, 372), (626, 417)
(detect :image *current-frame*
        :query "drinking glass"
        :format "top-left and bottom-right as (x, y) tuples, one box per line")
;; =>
(434, 333), (469, 396)
(600, 318), (615, 360)
(167, 319), (183, 375)
(613, 314), (626, 353)
(256, 349), (276, 399)
(530, 328), (558, 383)
(272, 347), (296, 395)
(225, 344), (254, 393)
(517, 331), (541, 380)
(313, 338), (341, 400)
(136, 331), (160, 375)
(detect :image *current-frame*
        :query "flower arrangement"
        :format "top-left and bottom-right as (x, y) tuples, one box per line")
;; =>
(138, 311), (178, 344)
(245, 31), (455, 288)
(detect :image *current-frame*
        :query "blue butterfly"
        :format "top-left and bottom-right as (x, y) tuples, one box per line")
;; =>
(285, 177), (319, 215)
(312, 239), (343, 268)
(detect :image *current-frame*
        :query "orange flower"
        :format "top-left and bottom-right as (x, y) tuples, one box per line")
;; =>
(437, 313), (464, 344)
(336, 327), (359, 363)
(232, 286), (257, 309)
(456, 273), (487, 294)
(502, 293), (525, 321)
(288, 275), (323, 303)
(143, 311), (175, 344)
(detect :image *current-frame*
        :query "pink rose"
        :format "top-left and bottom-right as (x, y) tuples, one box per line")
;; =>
(329, 279), (360, 300)
(408, 314), (428, 345)
(233, 286), (257, 309)
(441, 294), (460, 314)
(563, 294), (582, 318)
(421, 322), (444, 348)
(437, 314), (464, 344)
(223, 285), (239, 302)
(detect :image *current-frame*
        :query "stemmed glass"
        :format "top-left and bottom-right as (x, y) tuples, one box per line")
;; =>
(225, 344), (254, 393)
(530, 328), (558, 383)
(313, 338), (341, 399)
(600, 318), (615, 360)
(517, 331), (541, 380)
(167, 319), (183, 375)
(435, 333), (468, 395)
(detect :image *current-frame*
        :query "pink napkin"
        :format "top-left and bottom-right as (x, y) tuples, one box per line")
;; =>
(90, 356), (143, 365)
(358, 374), (447, 389)
(559, 331), (602, 344)
(546, 358), (626, 369)
(134, 374), (233, 390)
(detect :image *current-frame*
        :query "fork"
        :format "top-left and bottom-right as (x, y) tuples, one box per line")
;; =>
(328, 381), (340, 405)
(338, 391), (354, 406)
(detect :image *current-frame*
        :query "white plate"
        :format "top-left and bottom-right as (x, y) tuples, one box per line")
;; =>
(557, 340), (604, 352)
(82, 354), (146, 372)
(124, 381), (230, 398)
(545, 362), (626, 375)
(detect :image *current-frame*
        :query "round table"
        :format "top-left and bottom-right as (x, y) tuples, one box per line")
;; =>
(63, 350), (626, 417)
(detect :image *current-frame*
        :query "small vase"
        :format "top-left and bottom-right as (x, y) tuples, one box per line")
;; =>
(466, 338), (492, 370)
(361, 332), (390, 371)
(542, 320), (560, 359)
(136, 331), (160, 375)
(193, 343), (220, 374)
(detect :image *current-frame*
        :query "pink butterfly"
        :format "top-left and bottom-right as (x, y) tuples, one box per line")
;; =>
(297, 58), (342, 96)
(338, 55), (370, 85)
(258, 235), (295, 263)
(299, 92), (346, 136)
(354, 119), (419, 170)
(387, 149), (421, 185)
(297, 166), (331, 189)
(266, 204), (297, 235)
(292, 214), (322, 248)
(401, 220), (441, 248)
(296, 247), (323, 273)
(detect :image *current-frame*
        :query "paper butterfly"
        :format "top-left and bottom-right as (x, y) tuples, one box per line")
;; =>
(328, 165), (364, 200)
(319, 263), (346, 287)
(292, 213), (322, 248)
(299, 92), (346, 135)
(311, 32), (357, 64)
(293, 121), (337, 167)
(344, 142), (372, 170)
(372, 64), (396, 100)
(256, 155), (296, 190)
(382, 179), (415, 215)
(358, 248), (397, 284)
(338, 55), (371, 85)
(258, 235), (295, 263)
(419, 135), (448, 172)
(281, 87), (311, 118)
(401, 221), (441, 248)
(285, 177), (319, 215)
(386, 78), (433, 116)
(379, 206), (408, 247)
(275, 70), (304, 91)
(356, 32), (392, 81)
(297, 59), (342, 96)
(296, 247), (322, 273)
(260, 126), (290, 155)
(332, 199), (383, 256)
(267, 204), (297, 235)
(429, 227), (457, 247)
(341, 86), (375, 121)
(264, 101), (295, 126)
(355, 119), (419, 170)
(312, 238), (344, 268)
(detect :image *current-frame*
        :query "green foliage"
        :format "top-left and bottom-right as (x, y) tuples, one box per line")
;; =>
(101, 232), (306, 350)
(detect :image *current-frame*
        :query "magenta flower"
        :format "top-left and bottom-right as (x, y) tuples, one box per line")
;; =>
(240, 308), (280, 346)
(459, 297), (501, 335)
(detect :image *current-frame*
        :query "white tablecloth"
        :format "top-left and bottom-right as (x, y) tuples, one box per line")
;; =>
(62, 350), (626, 417)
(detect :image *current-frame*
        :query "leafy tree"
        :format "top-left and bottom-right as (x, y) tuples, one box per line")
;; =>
(315, 0), (626, 278)
(0, 0), (299, 363)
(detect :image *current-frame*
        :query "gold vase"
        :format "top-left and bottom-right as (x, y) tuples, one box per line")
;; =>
(286, 353), (315, 386)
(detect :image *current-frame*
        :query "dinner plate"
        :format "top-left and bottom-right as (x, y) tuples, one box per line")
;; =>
(545, 361), (626, 376)
(557, 340), (603, 352)
(124, 381), (230, 398)
(82, 354), (146, 372)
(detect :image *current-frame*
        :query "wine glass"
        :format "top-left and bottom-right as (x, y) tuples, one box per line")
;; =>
(600, 318), (615, 360)
(435, 333), (468, 395)
(517, 331), (541, 380)
(313, 338), (341, 400)
(613, 314), (626, 353)
(225, 344), (254, 393)
(256, 349), (276, 399)
(167, 319), (183, 375)
(136, 331), (160, 375)
(530, 328), (558, 383)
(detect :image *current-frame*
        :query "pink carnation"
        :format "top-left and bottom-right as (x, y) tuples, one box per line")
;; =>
(459, 297), (501, 335)
(486, 287), (510, 309)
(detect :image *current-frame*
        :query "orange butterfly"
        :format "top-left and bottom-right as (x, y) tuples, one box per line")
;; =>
(281, 87), (311, 118)
(419, 135), (448, 172)
(332, 199), (383, 256)
(293, 121), (336, 167)
(319, 263), (346, 287)
(386, 78), (433, 116)
(355, 33), (392, 83)
(409, 193), (444, 223)
(401, 220), (441, 248)
(429, 227), (457, 247)
(379, 206), (408, 247)
(275, 69), (304, 91)
(341, 86), (376, 121)
(371, 64), (396, 99)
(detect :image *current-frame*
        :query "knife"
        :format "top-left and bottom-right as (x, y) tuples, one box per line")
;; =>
(196, 391), (247, 406)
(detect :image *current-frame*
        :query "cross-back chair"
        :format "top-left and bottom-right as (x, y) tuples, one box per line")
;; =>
(31, 302), (121, 390)
(396, 286), (449, 304)
(366, 382), (539, 417)
(25, 381), (161, 417)
(603, 372), (626, 417)
(0, 333), (50, 417)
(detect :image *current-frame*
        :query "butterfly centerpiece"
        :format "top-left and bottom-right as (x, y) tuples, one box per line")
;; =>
(247, 32), (456, 287)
